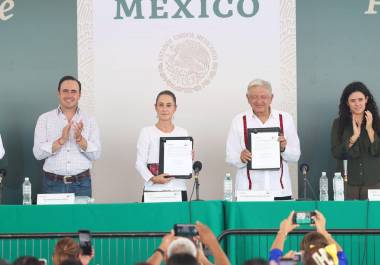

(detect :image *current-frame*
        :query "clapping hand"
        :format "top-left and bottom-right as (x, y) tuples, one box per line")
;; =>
(73, 120), (84, 143)
(352, 115), (362, 140)
(59, 121), (72, 144)
(365, 110), (373, 131)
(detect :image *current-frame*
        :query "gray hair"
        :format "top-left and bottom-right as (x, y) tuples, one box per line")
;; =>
(246, 79), (272, 93)
(167, 237), (197, 258)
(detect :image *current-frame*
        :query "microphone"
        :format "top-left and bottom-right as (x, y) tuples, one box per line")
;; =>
(299, 163), (309, 175)
(192, 161), (203, 201)
(192, 161), (202, 177)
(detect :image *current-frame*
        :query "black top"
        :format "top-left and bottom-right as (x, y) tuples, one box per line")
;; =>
(331, 118), (380, 185)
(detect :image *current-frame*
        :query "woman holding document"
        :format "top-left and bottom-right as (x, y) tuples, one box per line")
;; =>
(136, 90), (190, 201)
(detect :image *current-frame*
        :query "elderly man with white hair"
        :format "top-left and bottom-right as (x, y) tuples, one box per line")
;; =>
(226, 79), (300, 200)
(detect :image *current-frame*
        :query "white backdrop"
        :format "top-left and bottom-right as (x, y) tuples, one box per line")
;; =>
(77, 0), (297, 202)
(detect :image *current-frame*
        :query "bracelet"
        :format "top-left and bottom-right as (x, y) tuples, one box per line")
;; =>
(154, 248), (165, 258)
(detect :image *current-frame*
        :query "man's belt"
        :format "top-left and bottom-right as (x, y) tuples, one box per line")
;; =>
(44, 170), (90, 184)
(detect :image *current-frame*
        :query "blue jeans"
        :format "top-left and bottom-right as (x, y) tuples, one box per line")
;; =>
(43, 175), (92, 197)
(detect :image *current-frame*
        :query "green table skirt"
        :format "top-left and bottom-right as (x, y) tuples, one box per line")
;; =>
(0, 200), (379, 265)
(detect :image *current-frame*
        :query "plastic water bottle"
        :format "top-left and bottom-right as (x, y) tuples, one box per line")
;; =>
(224, 173), (233, 201)
(22, 177), (32, 205)
(319, 172), (329, 201)
(333, 172), (344, 201)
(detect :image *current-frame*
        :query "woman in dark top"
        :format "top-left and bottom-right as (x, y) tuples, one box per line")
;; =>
(331, 81), (380, 200)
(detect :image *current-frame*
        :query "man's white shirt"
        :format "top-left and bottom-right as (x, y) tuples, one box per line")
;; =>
(33, 107), (101, 175)
(226, 109), (300, 197)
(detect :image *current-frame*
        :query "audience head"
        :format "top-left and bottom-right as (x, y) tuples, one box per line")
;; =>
(301, 231), (329, 251)
(302, 246), (335, 265)
(167, 253), (198, 265)
(53, 237), (81, 265)
(12, 256), (39, 265)
(167, 237), (197, 258)
(301, 231), (338, 265)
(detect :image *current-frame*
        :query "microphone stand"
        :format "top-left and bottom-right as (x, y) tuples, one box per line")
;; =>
(192, 172), (203, 201)
(301, 170), (317, 201)
(195, 175), (200, 201)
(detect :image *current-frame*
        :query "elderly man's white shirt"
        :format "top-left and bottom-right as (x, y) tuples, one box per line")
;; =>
(226, 109), (300, 197)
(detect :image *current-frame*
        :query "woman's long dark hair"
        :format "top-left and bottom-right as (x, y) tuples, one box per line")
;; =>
(338, 81), (380, 141)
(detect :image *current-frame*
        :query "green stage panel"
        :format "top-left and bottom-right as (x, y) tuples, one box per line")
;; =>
(0, 201), (223, 234)
(317, 200), (369, 229)
(224, 201), (317, 229)
(368, 201), (380, 229)
(0, 201), (379, 265)
(223, 201), (380, 265)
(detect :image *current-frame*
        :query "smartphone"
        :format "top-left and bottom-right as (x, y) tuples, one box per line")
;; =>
(292, 211), (316, 225)
(78, 230), (92, 255)
(38, 259), (47, 265)
(173, 224), (198, 237)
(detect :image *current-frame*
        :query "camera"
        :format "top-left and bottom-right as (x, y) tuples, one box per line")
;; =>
(292, 211), (316, 225)
(78, 230), (92, 256)
(173, 224), (198, 237)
